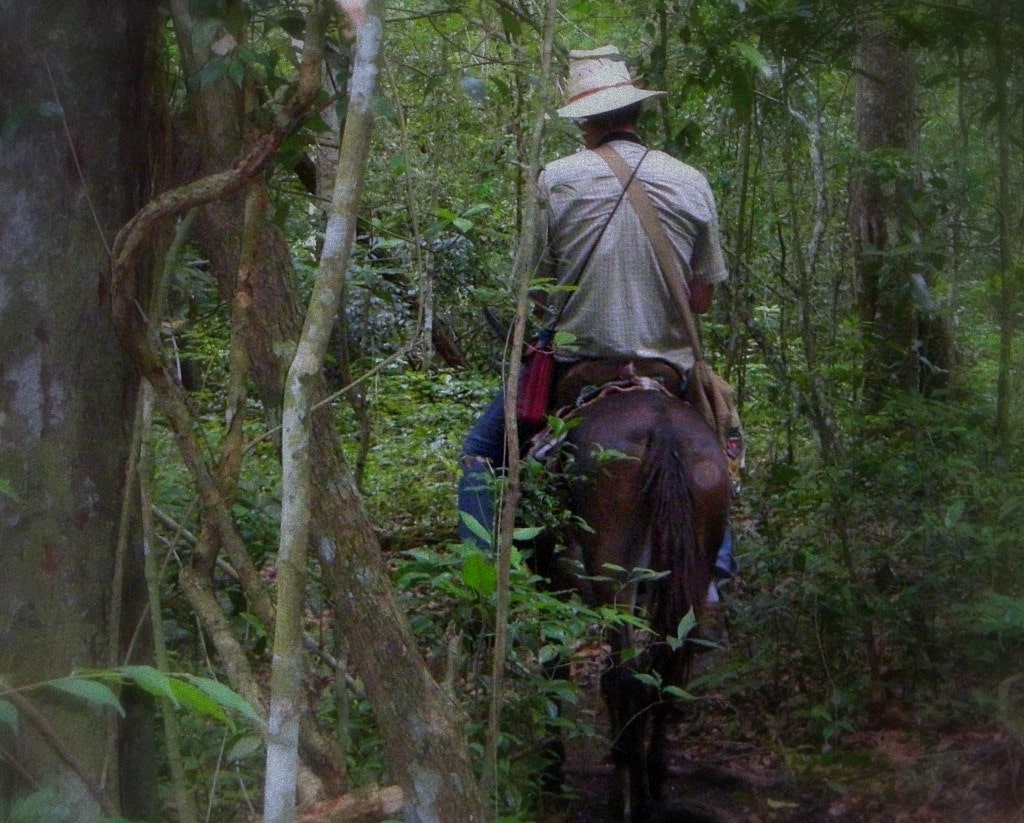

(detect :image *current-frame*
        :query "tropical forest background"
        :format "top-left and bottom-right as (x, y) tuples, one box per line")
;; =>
(1, 0), (1023, 821)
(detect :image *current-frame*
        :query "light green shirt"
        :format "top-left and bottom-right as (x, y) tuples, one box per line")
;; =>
(536, 139), (728, 375)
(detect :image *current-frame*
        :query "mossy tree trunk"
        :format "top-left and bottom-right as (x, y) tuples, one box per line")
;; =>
(0, 3), (160, 819)
(850, 10), (921, 408)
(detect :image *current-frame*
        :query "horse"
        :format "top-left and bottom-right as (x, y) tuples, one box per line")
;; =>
(533, 360), (731, 822)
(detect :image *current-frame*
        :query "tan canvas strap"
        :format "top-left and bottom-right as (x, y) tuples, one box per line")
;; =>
(593, 143), (705, 363)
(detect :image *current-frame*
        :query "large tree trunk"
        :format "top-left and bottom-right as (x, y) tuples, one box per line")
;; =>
(0, 3), (159, 819)
(850, 10), (920, 407)
(988, 0), (1017, 453)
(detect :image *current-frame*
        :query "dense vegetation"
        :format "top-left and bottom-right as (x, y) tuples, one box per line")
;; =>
(3, 0), (1023, 820)
(149, 0), (1024, 815)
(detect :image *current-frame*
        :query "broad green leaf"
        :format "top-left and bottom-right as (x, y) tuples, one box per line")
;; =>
(168, 678), (229, 726)
(47, 677), (125, 717)
(944, 499), (965, 528)
(632, 672), (661, 688)
(458, 512), (493, 548)
(512, 526), (545, 542)
(676, 608), (698, 642)
(118, 665), (177, 704)
(184, 675), (263, 726)
(537, 644), (560, 665)
(227, 734), (265, 762)
(227, 59), (246, 88)
(628, 567), (671, 584)
(735, 41), (770, 77)
(663, 685), (697, 701)
(462, 551), (497, 598)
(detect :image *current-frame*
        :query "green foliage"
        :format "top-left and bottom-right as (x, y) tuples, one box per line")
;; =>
(1, 667), (262, 732)
(0, 668), (262, 823)
(394, 539), (644, 814)
(735, 381), (1024, 742)
(0, 477), (19, 501)
(1, 788), (70, 823)
(340, 368), (498, 541)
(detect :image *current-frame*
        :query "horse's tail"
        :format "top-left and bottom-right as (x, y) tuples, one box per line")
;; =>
(641, 422), (710, 644)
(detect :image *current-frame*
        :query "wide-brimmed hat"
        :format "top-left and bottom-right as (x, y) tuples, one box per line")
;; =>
(555, 45), (665, 120)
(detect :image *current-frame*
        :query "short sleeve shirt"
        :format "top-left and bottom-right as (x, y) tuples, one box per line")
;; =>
(536, 139), (728, 374)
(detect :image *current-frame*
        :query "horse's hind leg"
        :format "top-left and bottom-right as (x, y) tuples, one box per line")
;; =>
(645, 648), (691, 803)
(646, 700), (672, 805)
(601, 651), (654, 821)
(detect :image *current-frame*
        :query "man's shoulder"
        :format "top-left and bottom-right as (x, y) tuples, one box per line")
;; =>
(539, 142), (713, 197)
(642, 149), (712, 185)
(543, 148), (603, 177)
(539, 149), (607, 200)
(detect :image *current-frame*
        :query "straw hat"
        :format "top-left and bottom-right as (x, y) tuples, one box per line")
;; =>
(555, 45), (665, 120)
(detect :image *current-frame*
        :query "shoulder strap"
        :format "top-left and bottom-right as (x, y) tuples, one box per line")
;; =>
(593, 144), (705, 362)
(546, 148), (650, 332)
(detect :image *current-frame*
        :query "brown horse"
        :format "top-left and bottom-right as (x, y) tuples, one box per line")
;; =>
(538, 372), (730, 821)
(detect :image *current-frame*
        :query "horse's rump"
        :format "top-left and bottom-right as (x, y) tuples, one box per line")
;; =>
(566, 388), (729, 634)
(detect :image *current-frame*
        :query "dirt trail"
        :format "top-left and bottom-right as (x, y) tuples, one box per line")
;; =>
(539, 654), (1023, 823)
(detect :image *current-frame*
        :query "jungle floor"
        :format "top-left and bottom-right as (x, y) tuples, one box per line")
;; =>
(538, 646), (1024, 823)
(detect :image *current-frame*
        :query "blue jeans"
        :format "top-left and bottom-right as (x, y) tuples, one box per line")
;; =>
(458, 389), (736, 580)
(457, 390), (510, 546)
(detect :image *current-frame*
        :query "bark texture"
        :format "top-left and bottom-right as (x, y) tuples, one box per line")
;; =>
(850, 11), (920, 405)
(0, 2), (159, 817)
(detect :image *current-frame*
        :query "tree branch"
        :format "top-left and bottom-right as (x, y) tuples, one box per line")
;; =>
(5, 691), (116, 817)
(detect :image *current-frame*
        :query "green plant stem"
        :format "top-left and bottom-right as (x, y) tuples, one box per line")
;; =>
(140, 383), (201, 823)
(482, 0), (558, 799)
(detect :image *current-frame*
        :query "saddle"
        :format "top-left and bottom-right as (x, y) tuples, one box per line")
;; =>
(551, 357), (684, 410)
(542, 357), (744, 494)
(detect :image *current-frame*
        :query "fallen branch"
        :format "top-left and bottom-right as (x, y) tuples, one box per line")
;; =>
(297, 785), (403, 823)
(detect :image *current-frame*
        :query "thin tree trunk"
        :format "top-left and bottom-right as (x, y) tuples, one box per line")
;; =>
(264, 2), (381, 819)
(161, 4), (485, 816)
(989, 0), (1015, 453)
(482, 0), (558, 797)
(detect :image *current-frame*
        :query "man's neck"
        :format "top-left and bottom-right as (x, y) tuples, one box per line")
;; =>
(595, 129), (645, 148)
(582, 122), (640, 149)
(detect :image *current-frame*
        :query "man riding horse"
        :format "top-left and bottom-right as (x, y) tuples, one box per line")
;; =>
(458, 44), (737, 604)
